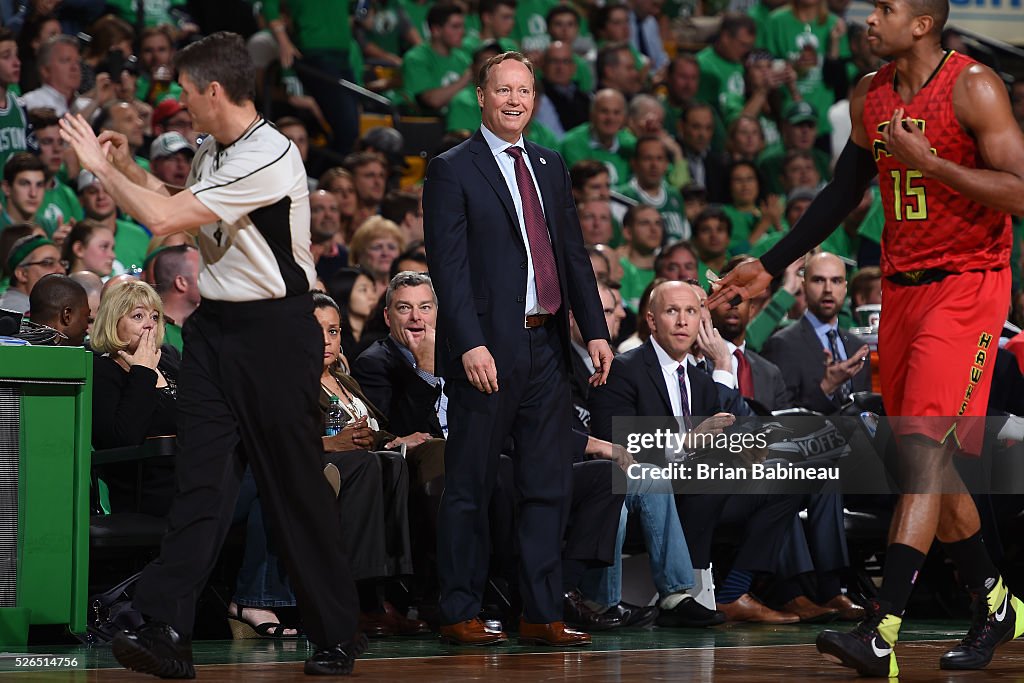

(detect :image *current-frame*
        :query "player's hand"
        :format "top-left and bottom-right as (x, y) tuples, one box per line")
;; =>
(463, 345), (499, 394)
(60, 113), (112, 175)
(883, 107), (936, 172)
(588, 339), (614, 386)
(705, 258), (773, 310)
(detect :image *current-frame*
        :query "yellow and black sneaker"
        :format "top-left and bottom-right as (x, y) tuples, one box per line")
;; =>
(940, 577), (1024, 670)
(817, 599), (901, 678)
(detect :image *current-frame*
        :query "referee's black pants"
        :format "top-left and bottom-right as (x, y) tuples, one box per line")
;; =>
(132, 294), (359, 647)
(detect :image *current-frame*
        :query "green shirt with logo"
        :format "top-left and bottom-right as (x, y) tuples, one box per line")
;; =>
(559, 123), (635, 186)
(616, 178), (689, 243)
(400, 44), (471, 115)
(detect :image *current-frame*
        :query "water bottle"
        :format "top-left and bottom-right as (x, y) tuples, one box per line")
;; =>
(325, 396), (348, 436)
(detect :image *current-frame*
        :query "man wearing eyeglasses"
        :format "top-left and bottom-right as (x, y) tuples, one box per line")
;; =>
(0, 234), (66, 313)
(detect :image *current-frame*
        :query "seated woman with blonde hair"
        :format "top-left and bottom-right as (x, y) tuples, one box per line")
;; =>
(347, 217), (404, 299)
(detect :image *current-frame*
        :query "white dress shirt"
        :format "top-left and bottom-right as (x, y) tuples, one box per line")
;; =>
(480, 124), (551, 316)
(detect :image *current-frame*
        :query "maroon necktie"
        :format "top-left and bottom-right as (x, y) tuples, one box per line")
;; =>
(504, 145), (561, 314)
(734, 348), (755, 399)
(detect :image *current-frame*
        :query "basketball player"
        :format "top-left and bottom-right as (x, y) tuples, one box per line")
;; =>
(708, 0), (1024, 676)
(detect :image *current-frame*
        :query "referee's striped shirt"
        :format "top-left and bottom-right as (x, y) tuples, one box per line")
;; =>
(187, 118), (316, 302)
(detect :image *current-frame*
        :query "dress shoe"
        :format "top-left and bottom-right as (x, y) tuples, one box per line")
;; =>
(563, 590), (624, 631)
(304, 634), (368, 676)
(655, 595), (726, 628)
(781, 596), (839, 623)
(518, 619), (592, 646)
(358, 611), (395, 638)
(716, 593), (799, 624)
(381, 601), (430, 635)
(111, 621), (195, 679)
(439, 618), (508, 645)
(608, 602), (659, 628)
(823, 594), (867, 622)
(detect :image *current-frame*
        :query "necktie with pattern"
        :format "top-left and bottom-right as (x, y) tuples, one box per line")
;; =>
(504, 145), (561, 314)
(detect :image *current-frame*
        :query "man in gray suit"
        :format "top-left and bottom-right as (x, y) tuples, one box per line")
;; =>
(761, 252), (870, 415)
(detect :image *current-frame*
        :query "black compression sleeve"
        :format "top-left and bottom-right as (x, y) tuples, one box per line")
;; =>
(760, 140), (879, 276)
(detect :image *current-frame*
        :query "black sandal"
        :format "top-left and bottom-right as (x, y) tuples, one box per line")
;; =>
(227, 603), (303, 639)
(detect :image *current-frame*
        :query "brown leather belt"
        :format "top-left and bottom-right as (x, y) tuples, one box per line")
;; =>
(525, 314), (552, 329)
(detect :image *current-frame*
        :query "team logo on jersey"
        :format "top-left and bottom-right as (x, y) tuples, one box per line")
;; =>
(872, 118), (936, 161)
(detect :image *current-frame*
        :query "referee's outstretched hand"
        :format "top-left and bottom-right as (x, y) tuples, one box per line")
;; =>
(59, 113), (112, 175)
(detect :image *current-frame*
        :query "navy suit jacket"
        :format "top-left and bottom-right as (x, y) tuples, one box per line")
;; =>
(589, 340), (723, 447)
(422, 130), (608, 380)
(351, 337), (444, 438)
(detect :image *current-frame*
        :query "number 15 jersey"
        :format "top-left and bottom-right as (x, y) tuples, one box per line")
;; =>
(862, 50), (1010, 277)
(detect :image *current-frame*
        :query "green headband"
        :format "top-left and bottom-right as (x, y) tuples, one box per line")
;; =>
(7, 235), (55, 274)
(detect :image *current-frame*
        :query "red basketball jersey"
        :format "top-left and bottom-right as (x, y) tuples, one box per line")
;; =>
(862, 51), (1011, 276)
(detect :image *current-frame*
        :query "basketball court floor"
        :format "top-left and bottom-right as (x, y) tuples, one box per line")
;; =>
(3, 620), (1024, 681)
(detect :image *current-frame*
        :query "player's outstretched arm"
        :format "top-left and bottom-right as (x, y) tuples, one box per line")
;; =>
(891, 64), (1024, 216)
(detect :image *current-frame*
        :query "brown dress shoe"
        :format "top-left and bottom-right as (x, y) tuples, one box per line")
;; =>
(823, 594), (867, 621)
(358, 611), (395, 638)
(381, 601), (430, 635)
(716, 593), (800, 624)
(439, 618), (508, 645)
(518, 619), (592, 647)
(781, 596), (839, 623)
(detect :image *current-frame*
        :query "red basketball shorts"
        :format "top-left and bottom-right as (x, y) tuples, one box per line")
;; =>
(879, 268), (1009, 456)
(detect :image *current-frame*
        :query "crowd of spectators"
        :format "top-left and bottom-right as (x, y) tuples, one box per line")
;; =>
(2, 0), (1024, 643)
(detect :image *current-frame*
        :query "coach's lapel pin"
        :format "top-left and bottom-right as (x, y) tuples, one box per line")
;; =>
(539, 157), (547, 165)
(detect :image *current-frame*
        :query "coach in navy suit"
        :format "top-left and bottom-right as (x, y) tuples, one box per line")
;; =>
(423, 52), (612, 647)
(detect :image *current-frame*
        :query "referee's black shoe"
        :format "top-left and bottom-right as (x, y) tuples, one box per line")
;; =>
(816, 599), (901, 678)
(940, 577), (1024, 670)
(304, 633), (369, 676)
(111, 621), (195, 679)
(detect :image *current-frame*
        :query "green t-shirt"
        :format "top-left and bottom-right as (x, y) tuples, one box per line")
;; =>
(616, 178), (688, 243)
(757, 143), (833, 195)
(695, 46), (747, 128)
(459, 32), (519, 60)
(526, 121), (559, 149)
(106, 0), (186, 27)
(856, 185), (885, 245)
(163, 320), (183, 354)
(761, 7), (850, 135)
(0, 92), (27, 174)
(445, 86), (481, 132)
(820, 225), (860, 263)
(399, 0), (433, 43)
(721, 204), (758, 254)
(512, 0), (559, 53)
(748, 1), (775, 38)
(364, 0), (413, 56)
(400, 44), (471, 115)
(262, 0), (353, 53)
(619, 256), (655, 313)
(135, 74), (183, 105)
(559, 123), (635, 186)
(114, 218), (152, 272)
(38, 178), (83, 235)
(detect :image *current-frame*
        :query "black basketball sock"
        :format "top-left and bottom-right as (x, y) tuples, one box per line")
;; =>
(942, 531), (999, 593)
(877, 543), (926, 616)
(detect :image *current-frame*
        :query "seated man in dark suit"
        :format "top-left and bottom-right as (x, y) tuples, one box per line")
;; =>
(354, 272), (629, 630)
(591, 280), (803, 623)
(711, 260), (864, 623)
(761, 252), (871, 414)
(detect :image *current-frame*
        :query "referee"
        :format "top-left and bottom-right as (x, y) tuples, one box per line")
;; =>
(61, 33), (361, 678)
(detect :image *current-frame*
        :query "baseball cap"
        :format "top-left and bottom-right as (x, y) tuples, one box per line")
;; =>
(77, 170), (100, 193)
(786, 186), (818, 207)
(152, 98), (186, 128)
(784, 101), (817, 126)
(150, 132), (195, 160)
